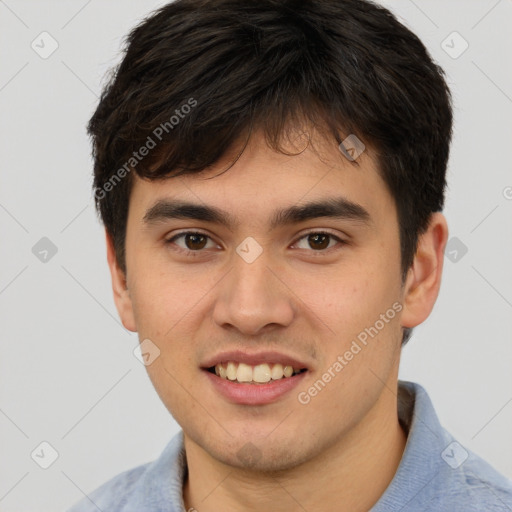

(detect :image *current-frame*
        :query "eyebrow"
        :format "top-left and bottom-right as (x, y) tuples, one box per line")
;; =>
(143, 196), (371, 230)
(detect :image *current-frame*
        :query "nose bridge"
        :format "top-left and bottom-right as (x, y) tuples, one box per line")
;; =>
(212, 243), (294, 334)
(232, 248), (272, 298)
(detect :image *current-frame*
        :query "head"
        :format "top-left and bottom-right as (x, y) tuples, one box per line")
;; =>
(90, 0), (452, 472)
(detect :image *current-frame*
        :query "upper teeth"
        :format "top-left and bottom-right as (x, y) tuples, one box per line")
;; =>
(214, 362), (302, 383)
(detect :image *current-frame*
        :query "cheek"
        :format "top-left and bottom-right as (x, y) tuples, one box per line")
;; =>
(128, 256), (199, 337)
(302, 268), (402, 402)
(300, 261), (399, 337)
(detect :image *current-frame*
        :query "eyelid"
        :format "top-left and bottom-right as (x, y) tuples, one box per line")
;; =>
(295, 228), (346, 240)
(166, 229), (212, 240)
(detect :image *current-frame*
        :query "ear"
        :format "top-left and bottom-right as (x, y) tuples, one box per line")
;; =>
(400, 212), (449, 329)
(105, 230), (137, 332)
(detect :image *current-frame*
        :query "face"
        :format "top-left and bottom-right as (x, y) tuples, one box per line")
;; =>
(110, 128), (425, 472)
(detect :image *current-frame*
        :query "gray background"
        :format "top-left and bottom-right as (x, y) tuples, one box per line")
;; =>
(0, 1), (511, 511)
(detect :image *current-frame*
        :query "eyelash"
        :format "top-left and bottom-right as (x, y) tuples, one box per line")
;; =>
(164, 230), (347, 256)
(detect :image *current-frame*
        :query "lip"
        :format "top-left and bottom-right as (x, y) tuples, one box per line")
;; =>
(200, 350), (310, 370)
(202, 368), (308, 405)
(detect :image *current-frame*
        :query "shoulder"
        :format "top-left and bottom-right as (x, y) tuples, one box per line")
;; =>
(67, 462), (152, 512)
(381, 382), (512, 512)
(67, 431), (186, 512)
(68, 463), (151, 512)
(431, 451), (512, 511)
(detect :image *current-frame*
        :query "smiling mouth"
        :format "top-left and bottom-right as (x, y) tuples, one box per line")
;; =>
(206, 362), (308, 384)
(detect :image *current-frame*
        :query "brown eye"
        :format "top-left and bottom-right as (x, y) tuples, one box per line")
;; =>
(184, 233), (208, 250)
(166, 232), (216, 252)
(307, 233), (330, 250)
(294, 232), (342, 251)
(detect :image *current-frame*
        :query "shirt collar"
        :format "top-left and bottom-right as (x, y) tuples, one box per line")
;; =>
(371, 380), (449, 511)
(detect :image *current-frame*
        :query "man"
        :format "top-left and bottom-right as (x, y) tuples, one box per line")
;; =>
(69, 0), (512, 510)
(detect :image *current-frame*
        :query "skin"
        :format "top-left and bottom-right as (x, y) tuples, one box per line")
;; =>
(106, 126), (448, 512)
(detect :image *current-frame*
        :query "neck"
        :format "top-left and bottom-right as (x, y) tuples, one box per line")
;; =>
(183, 383), (407, 512)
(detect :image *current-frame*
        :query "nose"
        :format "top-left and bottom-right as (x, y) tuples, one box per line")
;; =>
(212, 247), (295, 336)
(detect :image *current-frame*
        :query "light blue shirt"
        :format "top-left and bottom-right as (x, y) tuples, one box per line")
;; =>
(68, 381), (512, 511)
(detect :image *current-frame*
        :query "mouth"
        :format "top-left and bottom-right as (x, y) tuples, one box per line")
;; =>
(200, 350), (311, 404)
(205, 362), (308, 384)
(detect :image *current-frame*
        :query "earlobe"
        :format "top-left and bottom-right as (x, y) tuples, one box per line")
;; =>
(105, 230), (137, 332)
(400, 213), (449, 329)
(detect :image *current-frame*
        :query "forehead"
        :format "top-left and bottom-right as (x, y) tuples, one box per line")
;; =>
(128, 128), (395, 227)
